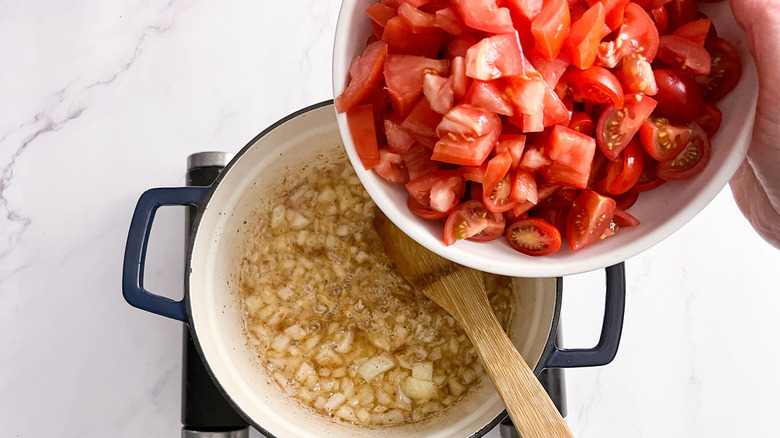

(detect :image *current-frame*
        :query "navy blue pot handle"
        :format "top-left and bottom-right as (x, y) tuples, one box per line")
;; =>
(122, 187), (210, 323)
(543, 262), (625, 369)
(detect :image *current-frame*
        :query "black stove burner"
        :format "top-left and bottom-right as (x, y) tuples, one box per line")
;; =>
(183, 152), (250, 438)
(181, 152), (566, 438)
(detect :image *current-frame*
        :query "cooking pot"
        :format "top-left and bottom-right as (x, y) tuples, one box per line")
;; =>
(122, 101), (625, 437)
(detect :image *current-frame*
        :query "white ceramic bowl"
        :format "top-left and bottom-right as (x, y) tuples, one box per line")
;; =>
(332, 1), (758, 277)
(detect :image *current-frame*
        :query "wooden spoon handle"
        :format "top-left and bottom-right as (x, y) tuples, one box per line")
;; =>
(460, 302), (574, 438)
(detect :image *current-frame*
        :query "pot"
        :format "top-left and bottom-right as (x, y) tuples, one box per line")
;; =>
(122, 101), (625, 437)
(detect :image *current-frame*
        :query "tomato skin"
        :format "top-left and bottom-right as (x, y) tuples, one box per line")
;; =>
(694, 102), (722, 138)
(596, 93), (657, 160)
(613, 190), (639, 210)
(603, 137), (644, 195)
(653, 69), (704, 123)
(613, 208), (640, 227)
(656, 122), (711, 180)
(531, 0), (571, 61)
(562, 66), (625, 109)
(696, 37), (742, 103)
(336, 41), (389, 114)
(566, 190), (617, 251)
(638, 115), (692, 161)
(665, 0), (697, 34)
(564, 1), (606, 69)
(505, 218), (562, 256)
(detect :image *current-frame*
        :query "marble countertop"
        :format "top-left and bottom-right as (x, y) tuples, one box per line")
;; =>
(2, 1), (779, 437)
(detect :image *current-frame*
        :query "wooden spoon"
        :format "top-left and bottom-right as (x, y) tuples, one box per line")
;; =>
(373, 211), (573, 438)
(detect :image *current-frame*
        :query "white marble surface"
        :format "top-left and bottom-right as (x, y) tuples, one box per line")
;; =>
(1, 1), (779, 437)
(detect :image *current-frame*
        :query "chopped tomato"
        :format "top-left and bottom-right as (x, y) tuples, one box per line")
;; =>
(696, 37), (742, 103)
(638, 115), (691, 160)
(566, 189), (616, 251)
(432, 129), (500, 166)
(336, 41), (388, 114)
(465, 80), (514, 116)
(366, 3), (397, 39)
(531, 0), (571, 61)
(615, 2), (660, 61)
(542, 124), (597, 189)
(656, 35), (711, 76)
(382, 16), (442, 58)
(447, 34), (479, 58)
(385, 119), (416, 154)
(672, 18), (711, 46)
(612, 208), (640, 227)
(602, 137), (644, 195)
(347, 104), (381, 169)
(495, 134), (527, 169)
(505, 74), (546, 115)
(406, 170), (466, 213)
(423, 72), (456, 114)
(452, 0), (514, 33)
(505, 0), (543, 21)
(527, 53), (571, 88)
(443, 200), (492, 245)
(564, 2), (606, 69)
(653, 69), (704, 123)
(398, 3), (437, 33)
(596, 93), (657, 160)
(650, 6), (668, 35)
(655, 122), (710, 180)
(402, 143), (441, 180)
(616, 54), (657, 95)
(374, 149), (410, 184)
(481, 151), (514, 197)
(436, 104), (502, 137)
(613, 190), (639, 210)
(562, 65), (625, 109)
(401, 98), (443, 139)
(505, 218), (562, 256)
(465, 32), (526, 80)
(510, 169), (538, 204)
(483, 173), (516, 212)
(434, 6), (469, 35)
(384, 55), (449, 118)
(468, 209), (507, 241)
(450, 56), (469, 99)
(586, 0), (630, 31)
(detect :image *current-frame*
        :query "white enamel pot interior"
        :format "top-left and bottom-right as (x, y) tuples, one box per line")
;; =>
(185, 102), (560, 438)
(332, 0), (758, 278)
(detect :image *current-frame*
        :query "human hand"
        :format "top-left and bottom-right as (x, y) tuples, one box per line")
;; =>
(727, 0), (780, 248)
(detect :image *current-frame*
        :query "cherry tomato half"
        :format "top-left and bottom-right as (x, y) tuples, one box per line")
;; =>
(566, 190), (617, 251)
(656, 122), (711, 180)
(638, 115), (692, 161)
(603, 137), (644, 195)
(653, 69), (704, 123)
(696, 37), (742, 103)
(505, 218), (562, 256)
(596, 93), (657, 160)
(443, 200), (502, 245)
